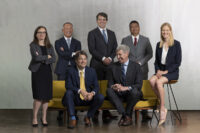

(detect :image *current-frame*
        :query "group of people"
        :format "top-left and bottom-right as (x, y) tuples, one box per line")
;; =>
(28, 12), (182, 128)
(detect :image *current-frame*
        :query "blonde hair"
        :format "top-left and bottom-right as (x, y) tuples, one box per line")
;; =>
(160, 22), (174, 48)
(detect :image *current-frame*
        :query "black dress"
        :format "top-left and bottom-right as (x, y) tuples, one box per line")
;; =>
(31, 46), (52, 101)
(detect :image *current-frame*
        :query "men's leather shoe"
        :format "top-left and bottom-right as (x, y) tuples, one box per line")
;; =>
(122, 116), (133, 126)
(68, 120), (76, 129)
(118, 116), (125, 126)
(84, 117), (91, 126)
(92, 111), (99, 123)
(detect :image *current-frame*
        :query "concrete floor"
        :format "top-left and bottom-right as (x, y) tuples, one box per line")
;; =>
(0, 110), (200, 133)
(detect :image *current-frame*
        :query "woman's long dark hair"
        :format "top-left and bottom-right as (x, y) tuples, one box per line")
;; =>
(31, 26), (52, 48)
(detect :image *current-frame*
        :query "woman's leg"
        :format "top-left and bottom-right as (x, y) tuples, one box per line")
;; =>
(33, 99), (42, 124)
(156, 76), (168, 112)
(42, 101), (49, 124)
(149, 75), (160, 98)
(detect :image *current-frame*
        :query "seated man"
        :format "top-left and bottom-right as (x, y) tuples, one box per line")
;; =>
(106, 45), (143, 126)
(62, 51), (104, 129)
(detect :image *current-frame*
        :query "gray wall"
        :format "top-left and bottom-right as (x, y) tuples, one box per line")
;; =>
(0, 0), (200, 109)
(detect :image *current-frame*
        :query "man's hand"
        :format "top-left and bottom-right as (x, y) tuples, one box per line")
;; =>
(87, 92), (94, 101)
(48, 55), (52, 59)
(80, 89), (89, 100)
(103, 58), (111, 65)
(60, 47), (64, 51)
(111, 84), (128, 92)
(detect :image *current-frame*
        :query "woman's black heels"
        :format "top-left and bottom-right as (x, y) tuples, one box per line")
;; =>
(41, 118), (48, 126)
(32, 123), (38, 127)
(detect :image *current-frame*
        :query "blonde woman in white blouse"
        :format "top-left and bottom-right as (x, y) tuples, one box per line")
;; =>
(149, 22), (182, 126)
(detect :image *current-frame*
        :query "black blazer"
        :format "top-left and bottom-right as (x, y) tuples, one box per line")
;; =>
(154, 40), (182, 77)
(54, 37), (81, 74)
(108, 60), (143, 98)
(87, 27), (117, 67)
(65, 66), (99, 95)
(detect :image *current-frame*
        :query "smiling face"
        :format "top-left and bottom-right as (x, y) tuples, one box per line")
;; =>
(75, 54), (87, 70)
(97, 15), (107, 29)
(161, 25), (171, 41)
(36, 28), (46, 41)
(63, 23), (73, 38)
(130, 23), (140, 36)
(116, 50), (129, 64)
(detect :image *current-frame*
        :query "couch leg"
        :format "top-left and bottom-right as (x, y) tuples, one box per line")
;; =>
(135, 110), (140, 124)
(63, 110), (66, 124)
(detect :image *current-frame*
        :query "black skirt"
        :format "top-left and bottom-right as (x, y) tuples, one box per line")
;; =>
(31, 46), (52, 101)
(158, 64), (179, 81)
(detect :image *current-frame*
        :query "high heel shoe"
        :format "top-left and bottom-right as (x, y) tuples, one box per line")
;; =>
(158, 108), (167, 126)
(32, 123), (38, 127)
(41, 119), (48, 126)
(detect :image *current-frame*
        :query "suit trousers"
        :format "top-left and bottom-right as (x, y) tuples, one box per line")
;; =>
(64, 90), (104, 118)
(107, 88), (140, 117)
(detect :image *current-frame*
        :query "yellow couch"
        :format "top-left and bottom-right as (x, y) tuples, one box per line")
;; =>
(48, 80), (157, 123)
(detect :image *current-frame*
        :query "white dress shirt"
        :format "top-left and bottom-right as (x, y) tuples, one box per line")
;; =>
(161, 44), (169, 65)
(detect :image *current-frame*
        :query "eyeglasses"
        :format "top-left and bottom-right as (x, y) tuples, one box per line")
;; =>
(37, 32), (46, 34)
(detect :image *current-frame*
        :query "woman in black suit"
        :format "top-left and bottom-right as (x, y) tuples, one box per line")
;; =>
(149, 22), (182, 125)
(28, 26), (56, 127)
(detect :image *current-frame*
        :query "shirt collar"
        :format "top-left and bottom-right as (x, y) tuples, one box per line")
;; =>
(131, 34), (139, 40)
(64, 36), (72, 41)
(122, 59), (129, 66)
(77, 67), (85, 74)
(98, 27), (107, 32)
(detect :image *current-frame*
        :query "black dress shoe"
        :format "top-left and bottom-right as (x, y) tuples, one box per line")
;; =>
(41, 119), (48, 126)
(32, 124), (38, 127)
(92, 111), (99, 123)
(122, 116), (132, 126)
(84, 117), (91, 127)
(118, 116), (125, 126)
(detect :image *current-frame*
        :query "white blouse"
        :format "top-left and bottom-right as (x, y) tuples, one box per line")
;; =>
(161, 45), (169, 65)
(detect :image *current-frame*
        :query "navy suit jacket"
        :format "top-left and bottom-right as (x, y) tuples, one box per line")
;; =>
(154, 40), (182, 77)
(65, 66), (99, 95)
(54, 37), (81, 74)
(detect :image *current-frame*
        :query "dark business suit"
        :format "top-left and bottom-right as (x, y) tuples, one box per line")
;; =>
(62, 66), (104, 118)
(121, 35), (153, 80)
(55, 37), (81, 80)
(88, 27), (118, 80)
(106, 60), (143, 117)
(154, 40), (182, 80)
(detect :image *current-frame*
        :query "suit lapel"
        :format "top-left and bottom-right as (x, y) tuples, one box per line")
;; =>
(115, 62), (123, 83)
(61, 37), (69, 50)
(125, 61), (133, 80)
(84, 67), (88, 89)
(74, 67), (80, 87)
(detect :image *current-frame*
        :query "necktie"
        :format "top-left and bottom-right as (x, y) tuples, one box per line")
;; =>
(80, 71), (86, 100)
(121, 64), (126, 86)
(134, 37), (137, 46)
(102, 29), (108, 43)
(67, 38), (71, 48)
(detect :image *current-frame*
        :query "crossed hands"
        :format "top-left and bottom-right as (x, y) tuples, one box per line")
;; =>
(111, 84), (129, 92)
(103, 57), (112, 65)
(35, 51), (51, 59)
(80, 90), (94, 101)
(156, 70), (168, 78)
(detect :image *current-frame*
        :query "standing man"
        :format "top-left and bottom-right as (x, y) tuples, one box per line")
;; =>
(87, 12), (118, 121)
(55, 22), (81, 120)
(62, 51), (104, 129)
(121, 20), (153, 121)
(107, 45), (143, 126)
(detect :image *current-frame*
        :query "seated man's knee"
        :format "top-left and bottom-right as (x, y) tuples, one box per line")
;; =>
(66, 90), (74, 98)
(106, 88), (113, 96)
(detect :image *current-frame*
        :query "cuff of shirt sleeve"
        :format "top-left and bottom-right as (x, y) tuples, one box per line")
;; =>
(78, 89), (81, 94)
(72, 52), (76, 57)
(108, 57), (112, 61)
(91, 91), (96, 96)
(102, 57), (106, 61)
(128, 86), (132, 91)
